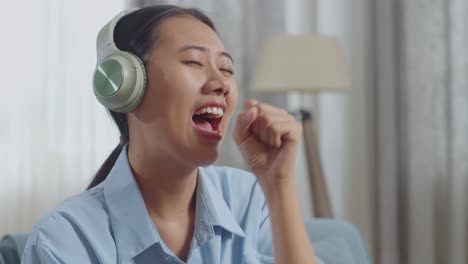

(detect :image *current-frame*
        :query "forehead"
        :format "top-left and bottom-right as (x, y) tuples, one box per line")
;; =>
(156, 15), (225, 52)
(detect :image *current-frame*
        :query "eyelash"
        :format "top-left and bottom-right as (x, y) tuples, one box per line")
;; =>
(221, 68), (234, 75)
(183, 60), (234, 75)
(184, 60), (203, 67)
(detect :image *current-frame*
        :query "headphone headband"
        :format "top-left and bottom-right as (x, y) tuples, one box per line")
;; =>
(96, 8), (139, 64)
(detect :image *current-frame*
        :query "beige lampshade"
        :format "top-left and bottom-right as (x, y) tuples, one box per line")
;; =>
(251, 34), (351, 93)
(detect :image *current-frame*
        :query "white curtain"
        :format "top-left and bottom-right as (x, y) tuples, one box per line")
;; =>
(375, 0), (468, 263)
(0, 0), (126, 235)
(315, 0), (374, 250)
(402, 1), (468, 263)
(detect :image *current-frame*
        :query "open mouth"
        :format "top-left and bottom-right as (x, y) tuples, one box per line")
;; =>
(192, 106), (224, 134)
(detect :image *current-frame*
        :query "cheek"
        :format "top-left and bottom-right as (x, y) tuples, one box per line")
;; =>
(158, 67), (205, 98)
(136, 75), (181, 123)
(146, 68), (194, 107)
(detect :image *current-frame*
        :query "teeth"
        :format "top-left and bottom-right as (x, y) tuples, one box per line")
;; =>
(195, 106), (224, 117)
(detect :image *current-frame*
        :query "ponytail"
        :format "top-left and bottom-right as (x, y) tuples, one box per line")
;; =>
(87, 110), (128, 190)
(87, 139), (126, 190)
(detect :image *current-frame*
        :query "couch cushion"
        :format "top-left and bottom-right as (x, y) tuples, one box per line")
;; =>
(0, 233), (30, 264)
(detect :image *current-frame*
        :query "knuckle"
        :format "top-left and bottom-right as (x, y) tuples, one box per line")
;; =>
(259, 114), (272, 128)
(270, 127), (280, 138)
(256, 103), (266, 112)
(256, 106), (266, 119)
(258, 103), (276, 115)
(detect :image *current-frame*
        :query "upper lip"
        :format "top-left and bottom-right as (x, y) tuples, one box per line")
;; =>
(194, 100), (227, 114)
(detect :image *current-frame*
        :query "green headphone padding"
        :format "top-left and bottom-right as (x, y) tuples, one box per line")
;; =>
(94, 58), (123, 97)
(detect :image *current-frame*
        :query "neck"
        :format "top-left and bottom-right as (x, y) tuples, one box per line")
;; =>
(127, 142), (198, 220)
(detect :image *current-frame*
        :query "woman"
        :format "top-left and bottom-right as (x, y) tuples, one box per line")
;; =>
(23, 5), (323, 264)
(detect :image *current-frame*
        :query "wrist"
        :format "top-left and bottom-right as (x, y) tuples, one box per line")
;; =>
(259, 175), (297, 202)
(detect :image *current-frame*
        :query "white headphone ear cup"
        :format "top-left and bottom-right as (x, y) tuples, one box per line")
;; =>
(93, 52), (147, 113)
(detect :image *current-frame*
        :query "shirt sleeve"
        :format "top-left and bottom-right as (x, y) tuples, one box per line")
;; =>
(20, 212), (106, 263)
(22, 243), (62, 264)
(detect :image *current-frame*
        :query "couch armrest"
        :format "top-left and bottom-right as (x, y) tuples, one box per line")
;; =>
(0, 233), (29, 264)
(305, 219), (372, 264)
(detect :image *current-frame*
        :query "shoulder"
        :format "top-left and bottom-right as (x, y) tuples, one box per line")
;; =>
(31, 184), (109, 237)
(23, 185), (113, 262)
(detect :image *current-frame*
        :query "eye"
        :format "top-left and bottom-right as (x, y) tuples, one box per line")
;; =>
(220, 68), (234, 75)
(183, 60), (204, 67)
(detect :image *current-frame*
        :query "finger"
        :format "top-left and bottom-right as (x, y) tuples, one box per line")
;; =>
(266, 118), (303, 147)
(244, 99), (292, 120)
(233, 106), (258, 145)
(250, 118), (290, 148)
(244, 99), (259, 109)
(254, 102), (291, 121)
(249, 111), (273, 145)
(267, 120), (297, 148)
(249, 108), (293, 141)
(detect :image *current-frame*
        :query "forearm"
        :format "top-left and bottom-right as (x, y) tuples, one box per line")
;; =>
(263, 178), (317, 264)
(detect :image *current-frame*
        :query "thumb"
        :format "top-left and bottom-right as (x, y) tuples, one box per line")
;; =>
(233, 107), (257, 145)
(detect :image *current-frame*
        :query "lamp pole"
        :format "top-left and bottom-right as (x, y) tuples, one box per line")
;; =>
(297, 109), (334, 218)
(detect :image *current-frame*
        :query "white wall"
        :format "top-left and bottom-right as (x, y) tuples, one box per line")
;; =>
(0, 0), (125, 235)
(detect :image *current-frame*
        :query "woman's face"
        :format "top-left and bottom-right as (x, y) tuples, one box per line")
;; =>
(130, 15), (238, 167)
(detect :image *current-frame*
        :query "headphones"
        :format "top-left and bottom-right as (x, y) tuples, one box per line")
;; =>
(93, 8), (147, 113)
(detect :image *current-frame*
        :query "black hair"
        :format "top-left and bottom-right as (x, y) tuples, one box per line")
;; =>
(87, 5), (216, 189)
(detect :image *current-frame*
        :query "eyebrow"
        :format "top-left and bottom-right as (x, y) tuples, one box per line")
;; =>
(178, 45), (234, 64)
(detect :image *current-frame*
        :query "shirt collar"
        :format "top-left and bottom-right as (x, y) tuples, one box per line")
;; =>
(196, 167), (245, 240)
(103, 145), (245, 261)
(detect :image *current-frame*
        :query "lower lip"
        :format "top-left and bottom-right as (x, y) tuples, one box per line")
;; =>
(192, 122), (223, 141)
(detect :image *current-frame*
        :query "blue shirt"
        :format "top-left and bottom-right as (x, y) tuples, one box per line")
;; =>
(22, 146), (324, 263)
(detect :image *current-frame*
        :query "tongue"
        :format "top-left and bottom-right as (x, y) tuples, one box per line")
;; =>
(193, 118), (214, 132)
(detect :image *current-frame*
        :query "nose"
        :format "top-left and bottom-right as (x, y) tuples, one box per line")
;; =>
(201, 67), (231, 96)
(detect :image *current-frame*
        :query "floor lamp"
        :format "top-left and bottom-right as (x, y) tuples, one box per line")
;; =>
(250, 35), (351, 218)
